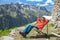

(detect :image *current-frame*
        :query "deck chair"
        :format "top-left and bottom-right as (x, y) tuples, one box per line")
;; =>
(34, 16), (52, 36)
(33, 23), (49, 36)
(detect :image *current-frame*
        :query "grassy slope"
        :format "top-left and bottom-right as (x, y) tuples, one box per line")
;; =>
(0, 22), (60, 40)
(14, 23), (57, 40)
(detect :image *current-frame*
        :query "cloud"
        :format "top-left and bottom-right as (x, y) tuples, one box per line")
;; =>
(45, 0), (54, 5)
(26, 0), (43, 2)
(36, 0), (54, 6)
(37, 3), (48, 6)
(18, 2), (23, 4)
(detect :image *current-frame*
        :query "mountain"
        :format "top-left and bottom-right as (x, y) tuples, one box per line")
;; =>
(0, 0), (54, 13)
(0, 3), (51, 30)
(35, 6), (51, 13)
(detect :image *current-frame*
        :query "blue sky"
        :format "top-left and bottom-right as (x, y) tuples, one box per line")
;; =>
(0, 0), (54, 13)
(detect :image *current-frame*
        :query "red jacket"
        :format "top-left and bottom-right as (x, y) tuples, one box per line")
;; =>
(35, 18), (49, 30)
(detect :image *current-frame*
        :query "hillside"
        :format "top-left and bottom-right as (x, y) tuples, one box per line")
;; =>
(0, 3), (50, 30)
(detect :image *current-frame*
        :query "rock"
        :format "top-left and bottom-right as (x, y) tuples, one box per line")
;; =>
(9, 29), (16, 37)
(52, 0), (60, 21)
(52, 0), (60, 28)
(52, 32), (60, 37)
(54, 21), (60, 28)
(16, 27), (25, 32)
(9, 27), (25, 37)
(9, 27), (25, 40)
(0, 36), (14, 40)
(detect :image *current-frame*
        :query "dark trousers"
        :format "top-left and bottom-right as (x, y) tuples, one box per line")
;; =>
(23, 25), (38, 34)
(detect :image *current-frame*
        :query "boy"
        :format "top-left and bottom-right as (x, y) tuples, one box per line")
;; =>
(20, 17), (49, 38)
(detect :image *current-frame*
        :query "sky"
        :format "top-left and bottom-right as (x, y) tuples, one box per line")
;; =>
(0, 0), (54, 13)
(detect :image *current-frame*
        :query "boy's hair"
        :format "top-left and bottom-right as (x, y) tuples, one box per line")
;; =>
(42, 17), (45, 20)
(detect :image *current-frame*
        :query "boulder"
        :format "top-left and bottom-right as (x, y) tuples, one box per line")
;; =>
(0, 36), (14, 40)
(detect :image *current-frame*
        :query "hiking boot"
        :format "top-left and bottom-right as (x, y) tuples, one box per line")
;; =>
(19, 32), (26, 38)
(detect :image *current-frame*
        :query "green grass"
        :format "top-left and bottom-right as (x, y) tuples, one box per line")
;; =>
(0, 29), (11, 37)
(49, 23), (54, 27)
(0, 27), (17, 37)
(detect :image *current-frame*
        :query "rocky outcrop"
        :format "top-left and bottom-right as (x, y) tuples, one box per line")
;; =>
(52, 0), (60, 21)
(52, 0), (60, 28)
